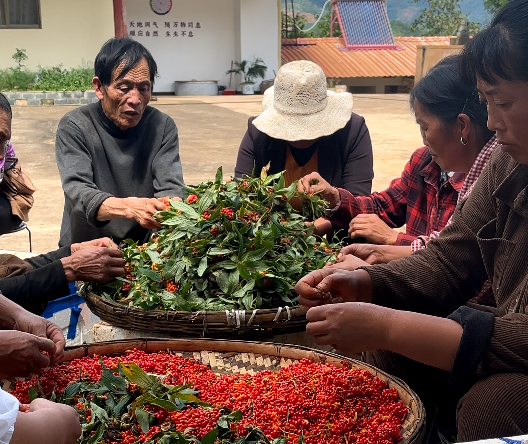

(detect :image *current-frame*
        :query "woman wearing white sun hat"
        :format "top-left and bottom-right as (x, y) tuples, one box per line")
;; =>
(234, 61), (374, 205)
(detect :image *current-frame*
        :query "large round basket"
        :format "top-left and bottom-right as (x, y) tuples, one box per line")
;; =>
(58, 338), (425, 444)
(83, 289), (309, 338)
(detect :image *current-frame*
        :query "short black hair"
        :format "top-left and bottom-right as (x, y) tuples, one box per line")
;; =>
(410, 54), (493, 140)
(0, 93), (12, 119)
(94, 37), (158, 87)
(461, 0), (528, 85)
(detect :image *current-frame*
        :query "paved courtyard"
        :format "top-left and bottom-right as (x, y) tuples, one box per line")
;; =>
(4, 94), (423, 254)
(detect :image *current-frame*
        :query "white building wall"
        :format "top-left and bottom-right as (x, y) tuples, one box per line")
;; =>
(238, 0), (280, 90)
(126, 0), (279, 93)
(0, 0), (114, 71)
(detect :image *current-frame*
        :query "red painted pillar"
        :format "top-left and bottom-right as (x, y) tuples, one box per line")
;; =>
(113, 0), (127, 38)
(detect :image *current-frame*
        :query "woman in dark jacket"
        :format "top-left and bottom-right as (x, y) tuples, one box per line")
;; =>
(234, 60), (373, 198)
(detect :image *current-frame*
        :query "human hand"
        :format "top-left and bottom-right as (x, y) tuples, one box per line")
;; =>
(306, 302), (392, 353)
(295, 268), (373, 308)
(123, 197), (167, 229)
(348, 214), (399, 245)
(10, 310), (66, 365)
(61, 246), (125, 283)
(0, 330), (58, 377)
(339, 243), (391, 265)
(297, 172), (340, 207)
(70, 237), (115, 253)
(328, 254), (369, 271)
(312, 217), (334, 237)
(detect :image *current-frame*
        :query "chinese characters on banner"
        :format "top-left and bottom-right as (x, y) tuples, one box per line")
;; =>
(128, 21), (202, 38)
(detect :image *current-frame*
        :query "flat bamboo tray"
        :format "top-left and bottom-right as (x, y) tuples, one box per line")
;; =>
(83, 289), (309, 338)
(59, 338), (425, 444)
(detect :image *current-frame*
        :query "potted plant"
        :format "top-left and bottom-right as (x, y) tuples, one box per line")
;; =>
(226, 58), (267, 95)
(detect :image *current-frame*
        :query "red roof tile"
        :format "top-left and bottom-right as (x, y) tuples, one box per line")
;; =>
(281, 36), (451, 78)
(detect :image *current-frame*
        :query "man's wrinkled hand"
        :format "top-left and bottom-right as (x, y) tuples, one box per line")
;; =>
(124, 197), (167, 229)
(70, 237), (115, 253)
(61, 246), (125, 283)
(348, 214), (399, 245)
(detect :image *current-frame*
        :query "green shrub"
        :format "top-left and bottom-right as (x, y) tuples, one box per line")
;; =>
(34, 65), (94, 92)
(0, 68), (36, 91)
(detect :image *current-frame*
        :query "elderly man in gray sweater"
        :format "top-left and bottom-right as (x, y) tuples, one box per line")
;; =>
(55, 38), (185, 247)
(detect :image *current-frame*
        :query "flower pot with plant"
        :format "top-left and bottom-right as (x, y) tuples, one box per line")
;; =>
(226, 58), (267, 95)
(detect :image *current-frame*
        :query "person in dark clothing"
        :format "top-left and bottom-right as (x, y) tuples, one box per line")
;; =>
(295, 1), (528, 440)
(0, 237), (124, 315)
(234, 61), (373, 231)
(55, 37), (185, 247)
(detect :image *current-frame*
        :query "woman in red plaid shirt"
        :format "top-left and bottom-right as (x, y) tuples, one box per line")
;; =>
(300, 56), (495, 255)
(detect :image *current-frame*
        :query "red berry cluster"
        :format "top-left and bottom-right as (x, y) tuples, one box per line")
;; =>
(220, 208), (234, 219)
(165, 281), (178, 292)
(203, 210), (211, 220)
(210, 226), (220, 236)
(11, 351), (407, 444)
(187, 194), (198, 204)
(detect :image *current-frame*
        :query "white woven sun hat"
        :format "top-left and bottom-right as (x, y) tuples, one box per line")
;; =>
(253, 60), (353, 141)
(261, 86), (275, 111)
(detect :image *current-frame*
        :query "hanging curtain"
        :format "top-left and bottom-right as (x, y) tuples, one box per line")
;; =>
(8, 0), (39, 26)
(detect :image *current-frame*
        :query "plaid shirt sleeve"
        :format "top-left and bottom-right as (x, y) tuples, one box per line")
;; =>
(327, 149), (425, 231)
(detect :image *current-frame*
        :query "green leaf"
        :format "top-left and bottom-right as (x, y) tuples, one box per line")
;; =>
(28, 386), (38, 402)
(101, 367), (128, 393)
(138, 267), (162, 282)
(148, 397), (179, 412)
(201, 429), (219, 444)
(215, 166), (223, 184)
(260, 166), (268, 181)
(215, 271), (230, 294)
(198, 187), (215, 213)
(208, 247), (231, 256)
(243, 247), (270, 262)
(145, 249), (161, 264)
(197, 256), (207, 277)
(90, 401), (109, 422)
(170, 201), (200, 219)
(60, 382), (82, 402)
(242, 293), (254, 310)
(232, 280), (255, 298)
(136, 408), (151, 434)
(86, 423), (105, 444)
(113, 394), (132, 416)
(120, 363), (157, 389)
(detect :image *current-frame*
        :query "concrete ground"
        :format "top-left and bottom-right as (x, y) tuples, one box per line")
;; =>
(4, 94), (423, 254)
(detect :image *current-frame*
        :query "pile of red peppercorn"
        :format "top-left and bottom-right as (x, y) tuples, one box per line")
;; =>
(11, 350), (408, 444)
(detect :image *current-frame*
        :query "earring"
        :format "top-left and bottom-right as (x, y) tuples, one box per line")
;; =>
(460, 137), (468, 146)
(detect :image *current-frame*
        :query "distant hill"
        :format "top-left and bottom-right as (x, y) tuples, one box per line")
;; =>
(292, 0), (492, 25)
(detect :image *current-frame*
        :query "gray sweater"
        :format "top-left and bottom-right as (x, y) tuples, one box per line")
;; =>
(55, 102), (185, 246)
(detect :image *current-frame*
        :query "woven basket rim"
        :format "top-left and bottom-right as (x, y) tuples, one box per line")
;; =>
(82, 289), (309, 336)
(60, 338), (426, 444)
(82, 289), (306, 317)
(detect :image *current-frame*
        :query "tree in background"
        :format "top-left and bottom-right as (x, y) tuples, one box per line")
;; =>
(390, 20), (422, 36)
(410, 0), (480, 35)
(282, 12), (313, 38)
(315, 12), (342, 37)
(484, 0), (509, 15)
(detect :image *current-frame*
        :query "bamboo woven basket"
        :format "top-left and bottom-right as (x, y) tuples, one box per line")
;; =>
(57, 338), (425, 444)
(83, 289), (309, 338)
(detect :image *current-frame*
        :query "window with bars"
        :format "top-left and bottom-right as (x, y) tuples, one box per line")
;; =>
(0, 0), (41, 28)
